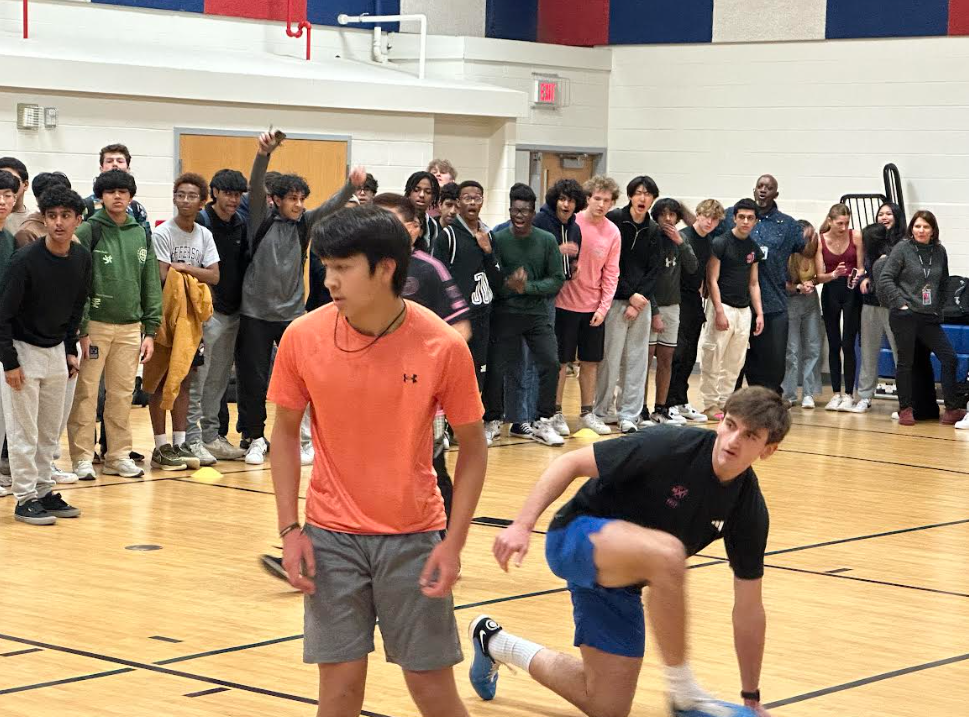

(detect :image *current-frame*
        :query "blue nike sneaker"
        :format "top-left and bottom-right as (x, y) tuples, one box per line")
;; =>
(672, 699), (756, 717)
(468, 614), (502, 700)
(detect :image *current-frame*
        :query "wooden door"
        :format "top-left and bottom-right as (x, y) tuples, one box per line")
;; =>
(540, 152), (596, 197)
(178, 132), (348, 299)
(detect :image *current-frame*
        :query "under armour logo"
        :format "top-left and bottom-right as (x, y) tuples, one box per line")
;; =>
(665, 256), (677, 268)
(403, 374), (418, 383)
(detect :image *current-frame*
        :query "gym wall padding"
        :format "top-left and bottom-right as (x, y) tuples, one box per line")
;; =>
(537, 0), (609, 47)
(486, 0), (538, 41)
(950, 0), (969, 34)
(825, 0), (950, 39)
(609, 0), (714, 45)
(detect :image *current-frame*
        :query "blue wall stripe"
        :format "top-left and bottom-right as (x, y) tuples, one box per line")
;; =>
(93, 0), (203, 12)
(307, 0), (399, 29)
(825, 0), (950, 39)
(609, 0), (713, 44)
(486, 0), (538, 42)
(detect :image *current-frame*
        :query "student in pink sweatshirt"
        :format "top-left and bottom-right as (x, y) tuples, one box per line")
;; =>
(551, 176), (621, 436)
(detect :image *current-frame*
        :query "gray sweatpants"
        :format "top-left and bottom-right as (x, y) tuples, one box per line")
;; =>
(187, 311), (240, 444)
(856, 304), (898, 400)
(1, 342), (68, 504)
(594, 300), (652, 422)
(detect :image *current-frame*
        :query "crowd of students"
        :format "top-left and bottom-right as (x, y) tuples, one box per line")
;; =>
(0, 134), (965, 526)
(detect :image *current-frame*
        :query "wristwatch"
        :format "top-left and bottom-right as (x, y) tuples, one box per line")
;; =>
(741, 689), (761, 702)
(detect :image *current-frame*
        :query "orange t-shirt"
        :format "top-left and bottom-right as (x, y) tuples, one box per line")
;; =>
(267, 301), (484, 535)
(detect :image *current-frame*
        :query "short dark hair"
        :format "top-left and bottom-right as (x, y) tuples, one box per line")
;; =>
(458, 180), (484, 196)
(404, 171), (440, 207)
(509, 183), (536, 208)
(734, 198), (758, 217)
(723, 386), (791, 444)
(651, 197), (683, 224)
(440, 182), (459, 203)
(210, 169), (248, 194)
(271, 174), (310, 200)
(38, 185), (85, 216)
(626, 175), (659, 198)
(0, 157), (28, 183)
(31, 172), (71, 201)
(545, 178), (587, 213)
(363, 173), (378, 194)
(312, 205), (411, 296)
(372, 192), (418, 224)
(264, 171), (281, 191)
(0, 171), (24, 194)
(908, 209), (941, 244)
(99, 144), (131, 167)
(862, 223), (890, 261)
(174, 172), (208, 202)
(93, 169), (137, 199)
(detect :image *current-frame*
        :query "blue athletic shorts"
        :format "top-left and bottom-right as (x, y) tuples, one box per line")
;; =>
(545, 516), (646, 658)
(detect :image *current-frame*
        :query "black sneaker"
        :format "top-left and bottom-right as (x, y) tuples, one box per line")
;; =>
(468, 615), (503, 700)
(259, 554), (289, 582)
(508, 422), (534, 438)
(15, 498), (57, 525)
(129, 451), (145, 463)
(39, 492), (81, 518)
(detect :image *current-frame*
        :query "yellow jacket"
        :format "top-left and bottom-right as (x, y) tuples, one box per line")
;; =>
(143, 271), (213, 410)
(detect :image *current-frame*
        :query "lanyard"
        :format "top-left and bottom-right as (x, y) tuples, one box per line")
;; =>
(916, 246), (933, 281)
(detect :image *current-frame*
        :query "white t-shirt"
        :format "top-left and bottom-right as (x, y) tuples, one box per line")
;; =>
(153, 219), (220, 268)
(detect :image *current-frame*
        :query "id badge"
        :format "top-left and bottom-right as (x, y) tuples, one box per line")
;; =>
(922, 285), (932, 306)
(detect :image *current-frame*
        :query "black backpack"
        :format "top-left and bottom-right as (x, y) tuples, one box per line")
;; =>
(249, 209), (310, 263)
(942, 276), (969, 320)
(88, 220), (152, 256)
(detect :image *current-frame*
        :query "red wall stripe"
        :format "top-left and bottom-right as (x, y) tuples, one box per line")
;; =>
(950, 0), (969, 34)
(536, 0), (609, 47)
(204, 0), (304, 22)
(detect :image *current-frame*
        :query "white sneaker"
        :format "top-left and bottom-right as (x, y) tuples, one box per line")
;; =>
(245, 437), (269, 465)
(50, 463), (79, 484)
(0, 479), (10, 497)
(837, 395), (855, 412)
(955, 414), (969, 430)
(851, 398), (872, 413)
(801, 396), (815, 409)
(531, 418), (565, 446)
(484, 420), (502, 445)
(825, 394), (843, 411)
(73, 460), (97, 481)
(102, 458), (145, 478)
(550, 412), (571, 436)
(619, 419), (640, 434)
(580, 413), (611, 435)
(673, 404), (707, 423)
(204, 436), (246, 461)
(637, 416), (655, 429)
(300, 444), (315, 466)
(891, 411), (899, 421)
(187, 440), (218, 466)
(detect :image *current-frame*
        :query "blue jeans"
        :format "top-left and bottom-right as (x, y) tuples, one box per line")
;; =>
(503, 299), (556, 423)
(782, 293), (823, 401)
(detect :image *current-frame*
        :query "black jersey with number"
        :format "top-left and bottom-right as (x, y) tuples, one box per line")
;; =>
(432, 219), (502, 319)
(548, 426), (769, 580)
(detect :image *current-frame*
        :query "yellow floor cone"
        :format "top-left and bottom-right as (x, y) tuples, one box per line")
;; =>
(191, 466), (223, 483)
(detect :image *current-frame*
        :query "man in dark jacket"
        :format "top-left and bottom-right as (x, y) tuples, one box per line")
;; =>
(593, 176), (663, 434)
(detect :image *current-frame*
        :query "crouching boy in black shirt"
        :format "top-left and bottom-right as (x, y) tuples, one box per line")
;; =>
(468, 386), (790, 717)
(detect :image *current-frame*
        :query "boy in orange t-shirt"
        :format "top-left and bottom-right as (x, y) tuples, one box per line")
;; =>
(267, 206), (487, 717)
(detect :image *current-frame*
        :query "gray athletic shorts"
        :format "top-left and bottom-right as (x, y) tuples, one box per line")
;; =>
(648, 304), (681, 348)
(303, 525), (463, 671)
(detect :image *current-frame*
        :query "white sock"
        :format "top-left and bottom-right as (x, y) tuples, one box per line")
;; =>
(172, 431), (186, 446)
(664, 663), (716, 709)
(487, 629), (544, 672)
(154, 434), (168, 449)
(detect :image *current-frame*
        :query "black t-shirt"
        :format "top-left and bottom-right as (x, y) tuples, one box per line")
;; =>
(0, 239), (92, 370)
(680, 226), (713, 298)
(549, 427), (769, 580)
(198, 205), (248, 315)
(712, 232), (763, 309)
(403, 250), (471, 326)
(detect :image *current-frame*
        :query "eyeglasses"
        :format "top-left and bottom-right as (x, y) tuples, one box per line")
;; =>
(175, 192), (200, 201)
(509, 207), (533, 216)
(460, 195), (484, 204)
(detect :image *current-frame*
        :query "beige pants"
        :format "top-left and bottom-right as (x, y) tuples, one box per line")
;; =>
(698, 302), (752, 411)
(68, 321), (141, 463)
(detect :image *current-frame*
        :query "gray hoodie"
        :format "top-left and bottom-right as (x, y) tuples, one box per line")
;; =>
(877, 239), (949, 317)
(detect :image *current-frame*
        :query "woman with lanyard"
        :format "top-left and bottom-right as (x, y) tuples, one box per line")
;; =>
(877, 210), (964, 427)
(814, 203), (864, 411)
(404, 171), (441, 253)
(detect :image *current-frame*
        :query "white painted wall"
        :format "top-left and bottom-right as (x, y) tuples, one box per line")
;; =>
(609, 37), (969, 273)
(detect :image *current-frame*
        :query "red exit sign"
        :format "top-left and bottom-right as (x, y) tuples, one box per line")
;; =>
(533, 77), (561, 107)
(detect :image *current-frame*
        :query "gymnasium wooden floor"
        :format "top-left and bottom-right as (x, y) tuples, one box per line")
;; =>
(3, 381), (969, 717)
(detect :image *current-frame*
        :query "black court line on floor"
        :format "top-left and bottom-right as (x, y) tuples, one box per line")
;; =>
(58, 476), (177, 492)
(0, 667), (136, 695)
(764, 651), (969, 709)
(765, 517), (969, 557)
(472, 516), (547, 534)
(1, 647), (43, 657)
(790, 419), (964, 443)
(776, 447), (969, 476)
(764, 563), (969, 599)
(185, 686), (230, 697)
(169, 477), (287, 498)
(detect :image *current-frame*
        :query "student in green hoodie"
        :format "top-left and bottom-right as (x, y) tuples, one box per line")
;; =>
(67, 170), (162, 481)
